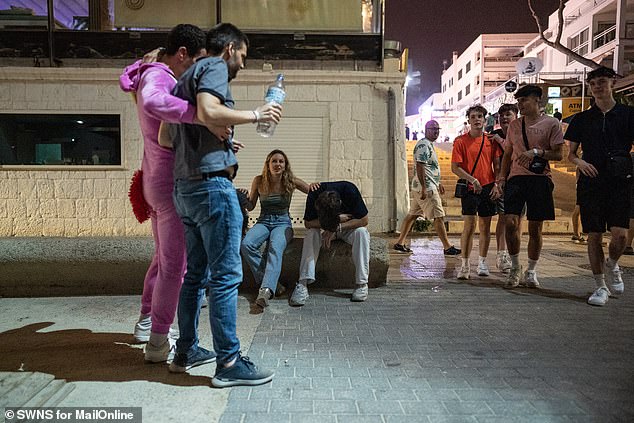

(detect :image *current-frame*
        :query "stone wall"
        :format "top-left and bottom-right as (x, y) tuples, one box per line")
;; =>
(0, 67), (407, 236)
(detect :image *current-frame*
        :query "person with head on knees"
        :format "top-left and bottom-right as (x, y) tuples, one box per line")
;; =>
(119, 24), (206, 363)
(162, 23), (282, 387)
(499, 84), (564, 290)
(566, 66), (634, 306)
(394, 119), (460, 256)
(289, 181), (370, 305)
(240, 150), (319, 309)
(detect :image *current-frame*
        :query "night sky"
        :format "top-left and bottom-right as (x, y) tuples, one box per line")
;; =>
(385, 0), (562, 114)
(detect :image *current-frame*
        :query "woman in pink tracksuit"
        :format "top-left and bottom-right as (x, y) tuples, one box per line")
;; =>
(119, 24), (206, 362)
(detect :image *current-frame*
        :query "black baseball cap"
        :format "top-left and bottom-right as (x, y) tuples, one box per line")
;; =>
(514, 84), (542, 99)
(586, 66), (619, 81)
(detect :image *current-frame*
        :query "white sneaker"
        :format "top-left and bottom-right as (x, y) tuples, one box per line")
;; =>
(523, 270), (540, 288)
(457, 266), (470, 280)
(505, 266), (522, 289)
(351, 284), (368, 302)
(606, 262), (624, 295)
(256, 287), (273, 308)
(588, 286), (610, 306)
(144, 338), (175, 363)
(496, 251), (512, 273)
(477, 261), (490, 277)
(133, 315), (178, 343)
(289, 283), (309, 306)
(134, 314), (151, 343)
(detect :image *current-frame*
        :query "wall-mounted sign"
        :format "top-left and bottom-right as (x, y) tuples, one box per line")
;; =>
(516, 57), (543, 75)
(562, 98), (591, 119)
(505, 80), (518, 93)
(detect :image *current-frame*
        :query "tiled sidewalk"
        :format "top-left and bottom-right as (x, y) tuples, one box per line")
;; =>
(221, 236), (634, 423)
(1, 235), (632, 423)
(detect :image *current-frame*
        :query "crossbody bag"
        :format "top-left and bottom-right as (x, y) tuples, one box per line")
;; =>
(455, 134), (485, 198)
(522, 117), (548, 174)
(601, 116), (632, 179)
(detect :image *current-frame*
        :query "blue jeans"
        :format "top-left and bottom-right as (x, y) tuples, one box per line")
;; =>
(241, 213), (293, 293)
(173, 177), (242, 366)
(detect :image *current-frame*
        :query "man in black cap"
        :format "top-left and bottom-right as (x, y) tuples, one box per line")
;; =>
(566, 66), (634, 306)
(498, 84), (564, 289)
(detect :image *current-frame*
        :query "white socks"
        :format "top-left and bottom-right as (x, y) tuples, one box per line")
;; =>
(594, 273), (606, 289)
(478, 256), (486, 264)
(149, 332), (168, 347)
(527, 259), (538, 272)
(510, 254), (520, 269)
(461, 258), (469, 268)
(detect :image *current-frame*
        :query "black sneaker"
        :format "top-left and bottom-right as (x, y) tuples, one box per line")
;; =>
(168, 346), (217, 373)
(393, 243), (412, 253)
(211, 354), (274, 388)
(624, 246), (634, 256)
(444, 246), (461, 255)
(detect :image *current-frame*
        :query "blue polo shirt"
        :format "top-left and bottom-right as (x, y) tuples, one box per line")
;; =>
(170, 56), (237, 180)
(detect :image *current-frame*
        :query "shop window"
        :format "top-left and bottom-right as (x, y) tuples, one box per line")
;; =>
(0, 114), (121, 166)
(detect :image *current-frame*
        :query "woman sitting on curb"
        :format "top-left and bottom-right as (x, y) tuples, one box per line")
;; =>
(240, 150), (319, 308)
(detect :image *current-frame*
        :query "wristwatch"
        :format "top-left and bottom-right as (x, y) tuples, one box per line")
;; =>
(533, 148), (539, 157)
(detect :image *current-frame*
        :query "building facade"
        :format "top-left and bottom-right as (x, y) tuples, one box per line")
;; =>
(415, 0), (633, 133)
(0, 1), (409, 236)
(438, 33), (537, 130)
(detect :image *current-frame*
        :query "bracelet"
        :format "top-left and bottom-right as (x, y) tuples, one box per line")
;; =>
(252, 110), (260, 123)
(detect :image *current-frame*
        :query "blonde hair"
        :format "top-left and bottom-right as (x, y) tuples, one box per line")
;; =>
(259, 149), (295, 196)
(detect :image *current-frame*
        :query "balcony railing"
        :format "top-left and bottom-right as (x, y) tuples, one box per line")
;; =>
(593, 24), (617, 49)
(567, 42), (589, 65)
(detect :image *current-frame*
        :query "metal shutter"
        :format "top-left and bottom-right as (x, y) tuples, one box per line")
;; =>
(233, 116), (325, 228)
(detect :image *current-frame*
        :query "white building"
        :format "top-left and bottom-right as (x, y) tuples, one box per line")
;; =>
(438, 33), (537, 131)
(482, 0), (634, 118)
(525, 0), (634, 77)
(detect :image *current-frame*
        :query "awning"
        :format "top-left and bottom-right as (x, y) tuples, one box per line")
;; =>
(614, 74), (634, 96)
(539, 78), (583, 86)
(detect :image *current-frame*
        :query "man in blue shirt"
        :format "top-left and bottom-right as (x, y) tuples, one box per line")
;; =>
(167, 23), (282, 387)
(289, 181), (370, 305)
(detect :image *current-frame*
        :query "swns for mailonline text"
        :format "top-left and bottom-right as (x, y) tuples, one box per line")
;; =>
(4, 407), (142, 423)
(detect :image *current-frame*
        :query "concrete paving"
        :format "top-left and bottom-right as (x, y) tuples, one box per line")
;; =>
(2, 235), (634, 422)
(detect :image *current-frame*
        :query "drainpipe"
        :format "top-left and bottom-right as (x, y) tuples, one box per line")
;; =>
(47, 0), (54, 67)
(387, 87), (397, 232)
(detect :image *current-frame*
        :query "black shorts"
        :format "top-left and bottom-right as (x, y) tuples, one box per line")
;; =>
(461, 183), (498, 217)
(578, 175), (631, 233)
(504, 175), (555, 221)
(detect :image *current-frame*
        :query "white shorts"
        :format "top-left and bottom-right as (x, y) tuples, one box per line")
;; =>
(408, 188), (445, 219)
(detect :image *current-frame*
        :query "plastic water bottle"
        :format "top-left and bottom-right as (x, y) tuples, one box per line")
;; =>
(257, 74), (285, 138)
